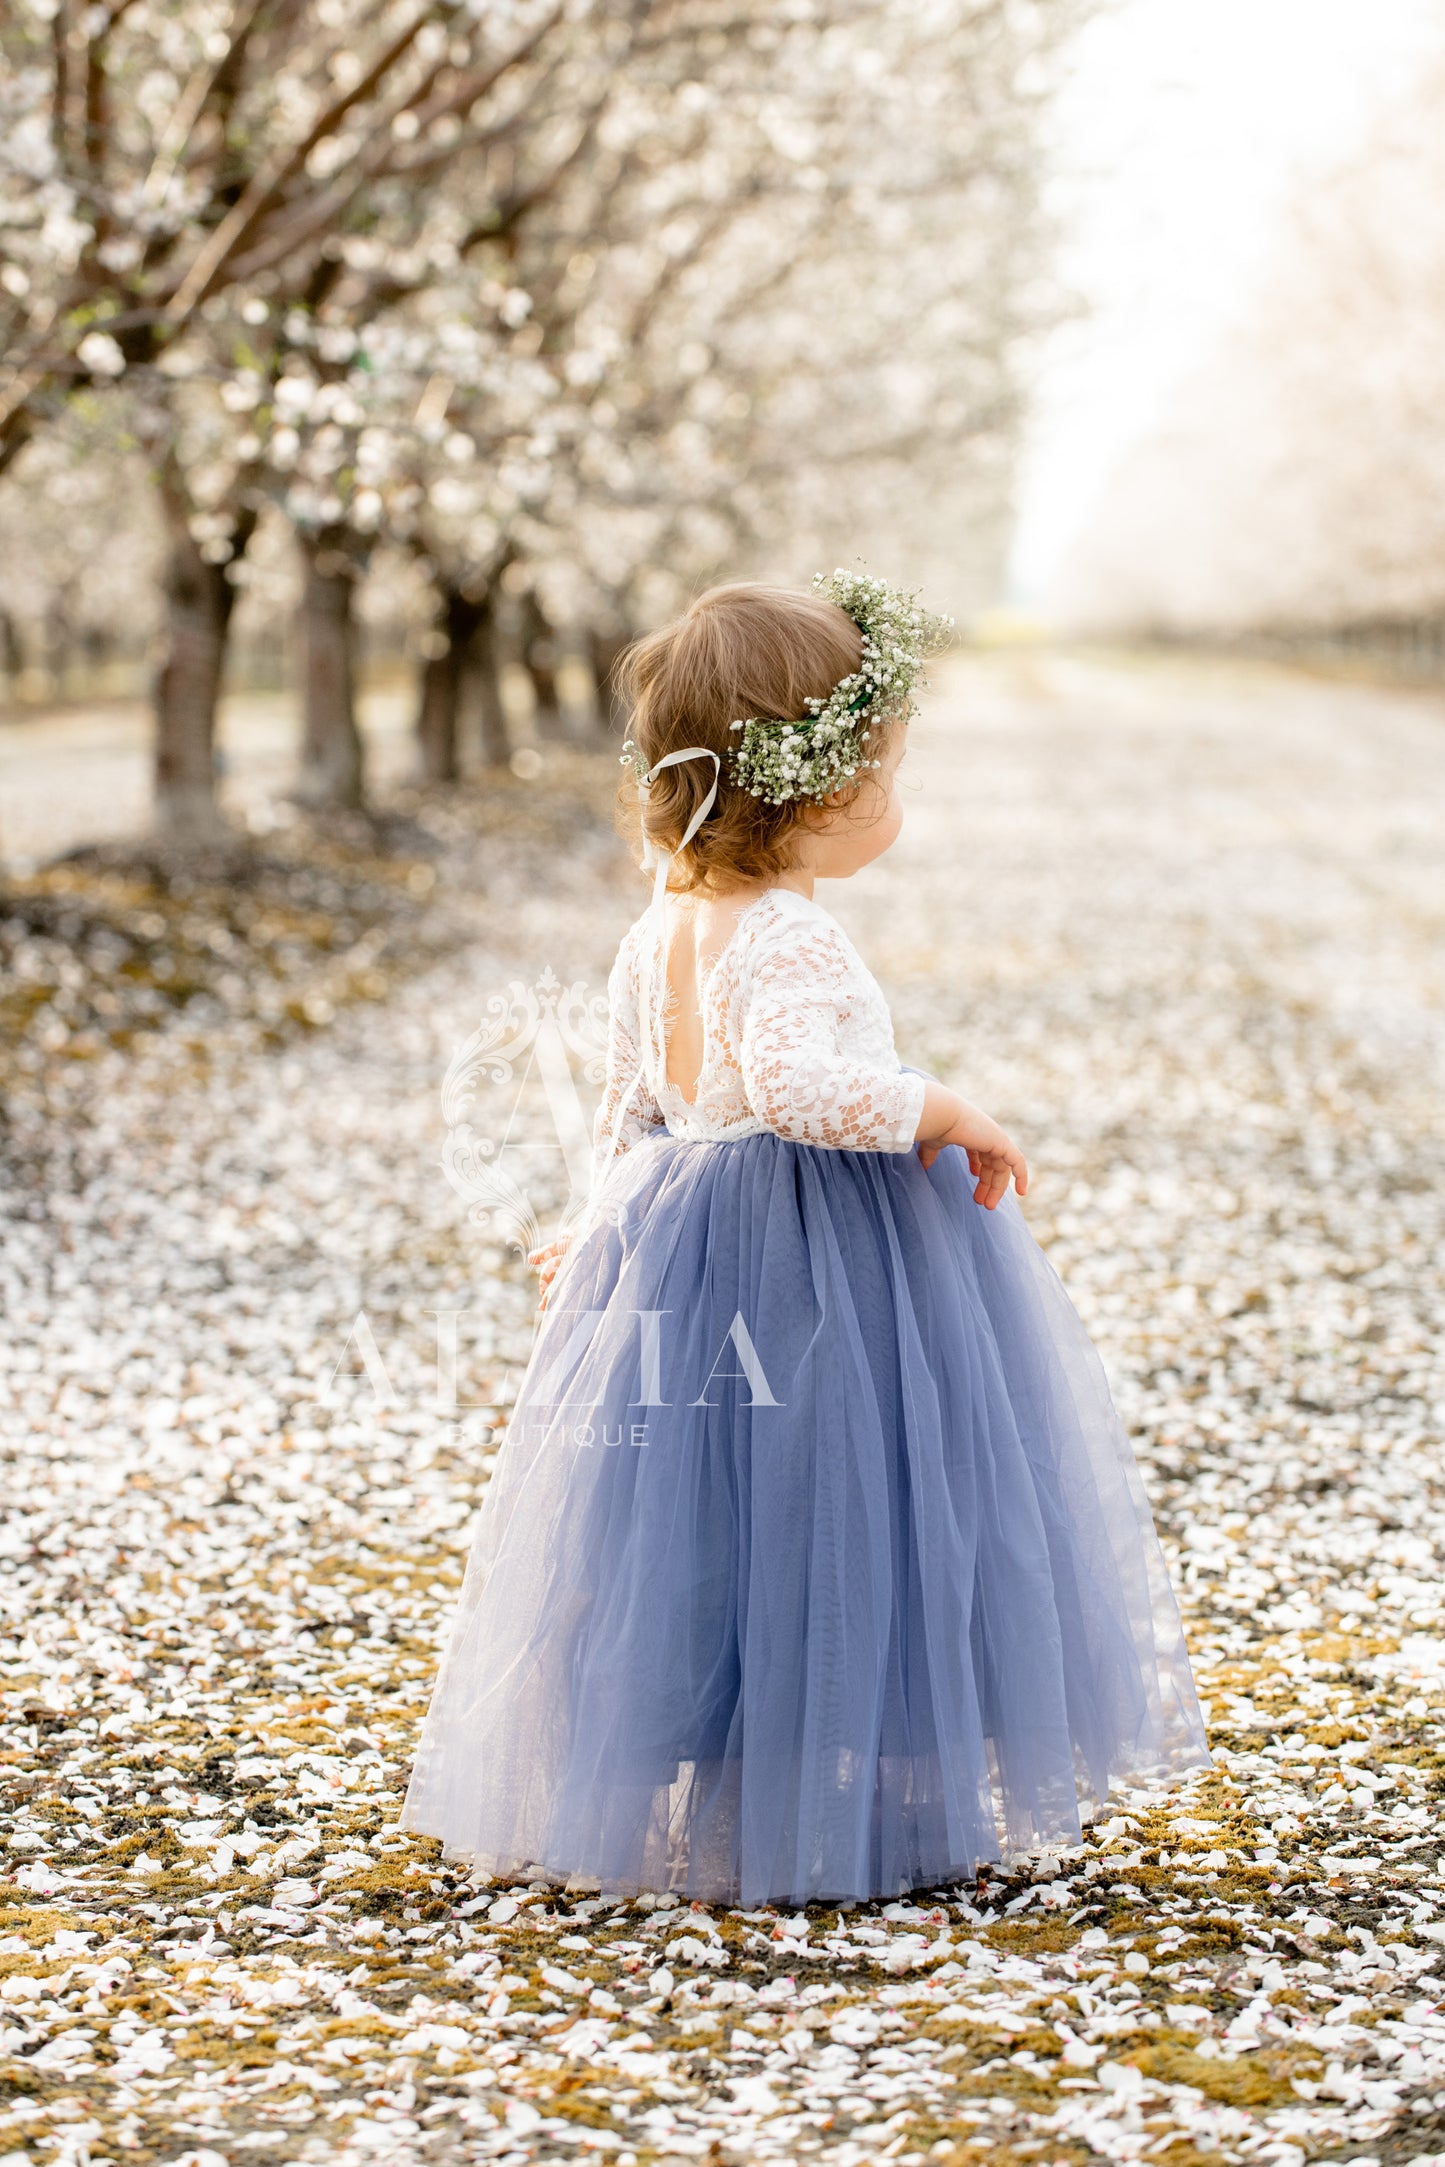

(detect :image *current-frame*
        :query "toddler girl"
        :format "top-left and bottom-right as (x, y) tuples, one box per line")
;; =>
(402, 572), (1209, 1904)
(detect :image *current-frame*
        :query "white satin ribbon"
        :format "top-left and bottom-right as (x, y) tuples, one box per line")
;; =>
(638, 744), (721, 923)
(598, 744), (721, 1177)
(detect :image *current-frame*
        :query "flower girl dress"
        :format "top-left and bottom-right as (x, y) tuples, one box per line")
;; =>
(402, 882), (1209, 1904)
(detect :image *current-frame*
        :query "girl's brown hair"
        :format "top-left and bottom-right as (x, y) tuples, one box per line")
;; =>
(617, 582), (868, 894)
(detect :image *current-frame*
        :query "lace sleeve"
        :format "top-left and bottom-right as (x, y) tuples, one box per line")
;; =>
(738, 917), (927, 1153)
(591, 930), (665, 1184)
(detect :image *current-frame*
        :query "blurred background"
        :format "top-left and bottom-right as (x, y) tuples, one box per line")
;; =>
(1019, 0), (1445, 661)
(2, 0), (1444, 870)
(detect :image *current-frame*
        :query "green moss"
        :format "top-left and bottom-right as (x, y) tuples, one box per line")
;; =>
(983, 1916), (1080, 1956)
(1122, 2040), (1322, 2108)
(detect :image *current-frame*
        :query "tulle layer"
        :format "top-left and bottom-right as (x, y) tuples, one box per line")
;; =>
(401, 1131), (1209, 1904)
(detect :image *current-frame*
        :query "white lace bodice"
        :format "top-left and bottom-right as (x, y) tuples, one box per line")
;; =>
(593, 887), (927, 1179)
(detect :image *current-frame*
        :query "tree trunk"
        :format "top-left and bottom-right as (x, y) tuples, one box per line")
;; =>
(415, 585), (485, 784)
(0, 607), (22, 699)
(299, 532), (365, 808)
(468, 597), (512, 768)
(415, 646), (460, 785)
(153, 475), (253, 839)
(519, 590), (564, 740)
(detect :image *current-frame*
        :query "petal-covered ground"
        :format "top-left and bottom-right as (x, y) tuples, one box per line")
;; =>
(2, 651), (1444, 2167)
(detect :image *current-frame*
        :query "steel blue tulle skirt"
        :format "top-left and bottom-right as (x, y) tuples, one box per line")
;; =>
(402, 1127), (1209, 1904)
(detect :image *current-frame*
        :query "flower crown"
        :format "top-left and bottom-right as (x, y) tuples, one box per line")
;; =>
(730, 568), (952, 805)
(620, 567), (952, 813)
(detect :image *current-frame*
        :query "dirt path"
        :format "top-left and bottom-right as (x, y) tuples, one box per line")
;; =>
(2, 651), (1444, 2167)
(0, 685), (420, 866)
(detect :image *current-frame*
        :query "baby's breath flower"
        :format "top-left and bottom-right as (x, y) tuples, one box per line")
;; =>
(728, 569), (952, 805)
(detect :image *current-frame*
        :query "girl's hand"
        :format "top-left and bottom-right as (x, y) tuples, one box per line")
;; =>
(527, 1237), (571, 1310)
(915, 1082), (1029, 1208)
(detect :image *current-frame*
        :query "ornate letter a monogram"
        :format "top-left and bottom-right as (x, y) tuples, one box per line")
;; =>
(441, 969), (608, 1254)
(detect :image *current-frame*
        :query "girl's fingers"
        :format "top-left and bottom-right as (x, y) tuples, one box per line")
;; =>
(923, 1133), (1030, 1207)
(972, 1150), (1022, 1209)
(533, 1240), (569, 1310)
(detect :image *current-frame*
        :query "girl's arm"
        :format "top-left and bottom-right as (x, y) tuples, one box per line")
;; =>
(590, 966), (666, 1179)
(913, 1078), (1029, 1210)
(739, 923), (927, 1153)
(740, 920), (1028, 1207)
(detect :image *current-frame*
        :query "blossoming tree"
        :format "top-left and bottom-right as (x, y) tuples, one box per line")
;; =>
(0, 0), (1081, 832)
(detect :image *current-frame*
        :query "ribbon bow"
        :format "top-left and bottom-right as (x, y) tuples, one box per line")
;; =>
(637, 743), (721, 925)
